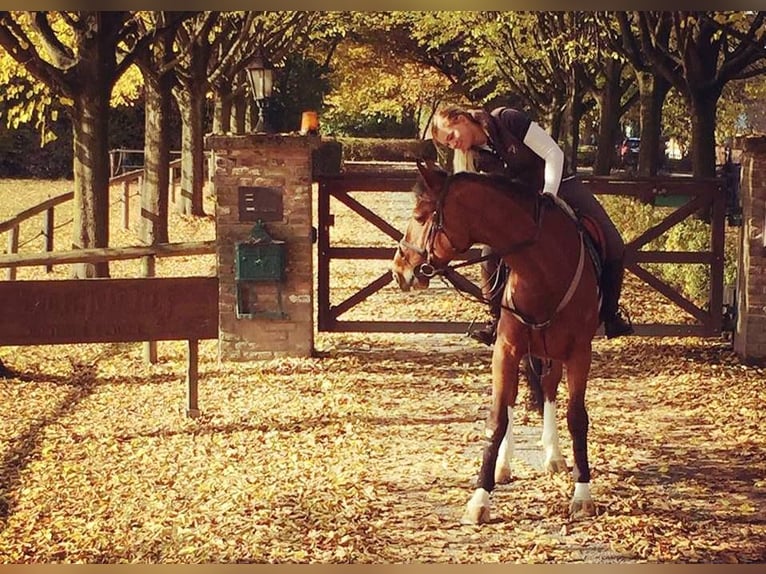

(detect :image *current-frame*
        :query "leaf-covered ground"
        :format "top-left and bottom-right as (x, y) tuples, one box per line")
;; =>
(0, 179), (764, 563)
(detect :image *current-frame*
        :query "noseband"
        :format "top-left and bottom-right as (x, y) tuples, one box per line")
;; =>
(398, 213), (447, 279)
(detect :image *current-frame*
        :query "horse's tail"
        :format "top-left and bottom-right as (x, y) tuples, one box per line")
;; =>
(524, 355), (545, 416)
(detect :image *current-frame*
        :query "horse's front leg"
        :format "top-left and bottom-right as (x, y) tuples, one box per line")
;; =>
(461, 341), (520, 525)
(565, 352), (596, 518)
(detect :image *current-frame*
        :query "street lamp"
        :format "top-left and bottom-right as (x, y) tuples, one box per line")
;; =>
(246, 56), (274, 133)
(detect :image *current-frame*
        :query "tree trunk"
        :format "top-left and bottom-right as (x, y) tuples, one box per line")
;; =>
(547, 94), (565, 144)
(593, 60), (624, 176)
(636, 71), (671, 176)
(140, 72), (171, 245)
(561, 68), (585, 176)
(233, 91), (247, 134)
(177, 84), (206, 217)
(213, 85), (233, 134)
(71, 79), (111, 278)
(688, 89), (721, 178)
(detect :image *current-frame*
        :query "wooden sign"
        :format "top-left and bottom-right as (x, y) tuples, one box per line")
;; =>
(0, 277), (218, 346)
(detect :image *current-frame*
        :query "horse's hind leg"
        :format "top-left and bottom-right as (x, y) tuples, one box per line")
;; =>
(461, 343), (520, 525)
(540, 360), (568, 474)
(566, 353), (596, 518)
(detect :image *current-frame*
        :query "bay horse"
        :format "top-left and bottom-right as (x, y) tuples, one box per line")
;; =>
(391, 161), (600, 524)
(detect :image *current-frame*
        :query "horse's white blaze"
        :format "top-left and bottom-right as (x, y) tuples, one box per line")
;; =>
(495, 406), (514, 479)
(397, 267), (416, 289)
(542, 400), (564, 467)
(573, 481), (592, 502)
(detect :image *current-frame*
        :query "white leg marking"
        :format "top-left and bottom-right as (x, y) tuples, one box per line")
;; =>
(573, 481), (592, 502)
(570, 480), (596, 517)
(461, 487), (492, 524)
(542, 400), (565, 470)
(494, 407), (514, 483)
(468, 487), (490, 508)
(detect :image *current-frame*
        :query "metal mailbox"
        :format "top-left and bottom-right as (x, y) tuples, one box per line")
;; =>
(235, 220), (287, 318)
(235, 241), (285, 282)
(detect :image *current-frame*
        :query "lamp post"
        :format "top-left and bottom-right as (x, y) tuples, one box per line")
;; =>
(246, 56), (274, 133)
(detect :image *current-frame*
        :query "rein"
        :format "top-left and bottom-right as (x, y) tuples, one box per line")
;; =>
(500, 229), (586, 330)
(403, 177), (544, 281)
(400, 174), (587, 329)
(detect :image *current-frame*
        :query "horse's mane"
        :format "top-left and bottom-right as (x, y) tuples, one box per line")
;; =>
(449, 171), (538, 200)
(412, 165), (539, 210)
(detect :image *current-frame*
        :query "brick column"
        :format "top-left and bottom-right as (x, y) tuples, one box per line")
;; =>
(205, 134), (318, 361)
(734, 136), (766, 363)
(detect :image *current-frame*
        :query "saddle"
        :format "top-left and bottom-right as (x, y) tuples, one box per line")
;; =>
(547, 194), (605, 287)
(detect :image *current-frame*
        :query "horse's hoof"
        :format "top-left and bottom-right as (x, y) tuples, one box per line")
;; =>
(495, 466), (513, 484)
(460, 504), (491, 525)
(461, 489), (492, 524)
(544, 457), (568, 474)
(569, 498), (596, 518)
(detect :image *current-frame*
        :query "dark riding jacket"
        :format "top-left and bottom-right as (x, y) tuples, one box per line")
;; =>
(469, 107), (546, 192)
(465, 106), (625, 262)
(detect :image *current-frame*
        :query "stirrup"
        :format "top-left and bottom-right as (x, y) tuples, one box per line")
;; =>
(604, 307), (634, 339)
(468, 318), (498, 346)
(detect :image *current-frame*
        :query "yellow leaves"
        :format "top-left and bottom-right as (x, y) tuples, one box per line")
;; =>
(1, 182), (766, 563)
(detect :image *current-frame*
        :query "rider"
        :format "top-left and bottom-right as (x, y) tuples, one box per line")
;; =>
(430, 103), (634, 343)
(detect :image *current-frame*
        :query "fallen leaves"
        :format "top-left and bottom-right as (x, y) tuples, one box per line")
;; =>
(0, 181), (764, 563)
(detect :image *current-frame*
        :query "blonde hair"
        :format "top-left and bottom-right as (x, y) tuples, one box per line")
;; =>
(432, 103), (478, 174)
(452, 149), (476, 173)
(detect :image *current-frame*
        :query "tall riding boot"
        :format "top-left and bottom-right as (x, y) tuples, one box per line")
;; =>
(601, 259), (634, 338)
(470, 248), (504, 346)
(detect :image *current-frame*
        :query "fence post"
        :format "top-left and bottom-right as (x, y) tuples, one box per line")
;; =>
(169, 166), (176, 206)
(186, 339), (200, 418)
(121, 181), (130, 230)
(5, 225), (18, 281)
(141, 254), (157, 364)
(43, 207), (54, 273)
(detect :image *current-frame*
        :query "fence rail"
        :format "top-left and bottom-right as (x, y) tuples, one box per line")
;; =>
(0, 239), (216, 269)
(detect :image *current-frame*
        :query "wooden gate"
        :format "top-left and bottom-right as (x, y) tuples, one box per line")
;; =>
(316, 163), (730, 337)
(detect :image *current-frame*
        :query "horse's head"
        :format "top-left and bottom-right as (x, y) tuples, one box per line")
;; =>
(391, 160), (456, 291)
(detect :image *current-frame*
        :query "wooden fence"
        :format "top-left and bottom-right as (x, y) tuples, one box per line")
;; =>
(0, 157), (192, 280)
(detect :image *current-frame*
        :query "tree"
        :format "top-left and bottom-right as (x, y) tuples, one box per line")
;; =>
(617, 11), (766, 177)
(0, 11), (165, 277)
(132, 12), (196, 246)
(321, 12), (476, 136)
(607, 11), (676, 176)
(171, 11), (316, 216)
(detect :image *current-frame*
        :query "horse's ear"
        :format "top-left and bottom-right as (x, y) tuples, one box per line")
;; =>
(416, 158), (443, 192)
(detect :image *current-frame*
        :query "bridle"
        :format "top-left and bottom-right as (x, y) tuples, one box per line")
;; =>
(397, 173), (588, 331)
(397, 209), (455, 280)
(398, 174), (544, 281)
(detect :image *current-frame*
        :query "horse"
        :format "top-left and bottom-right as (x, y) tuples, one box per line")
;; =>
(391, 161), (601, 524)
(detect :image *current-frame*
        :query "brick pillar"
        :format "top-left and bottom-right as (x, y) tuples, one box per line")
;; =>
(734, 136), (766, 363)
(205, 134), (318, 361)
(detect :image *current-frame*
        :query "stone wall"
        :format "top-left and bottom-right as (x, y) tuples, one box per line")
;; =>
(206, 133), (318, 361)
(734, 136), (766, 363)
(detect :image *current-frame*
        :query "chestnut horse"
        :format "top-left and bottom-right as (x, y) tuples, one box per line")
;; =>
(391, 162), (600, 524)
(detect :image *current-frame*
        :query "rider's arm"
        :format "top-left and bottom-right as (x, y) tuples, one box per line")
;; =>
(493, 107), (565, 197)
(522, 121), (564, 197)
